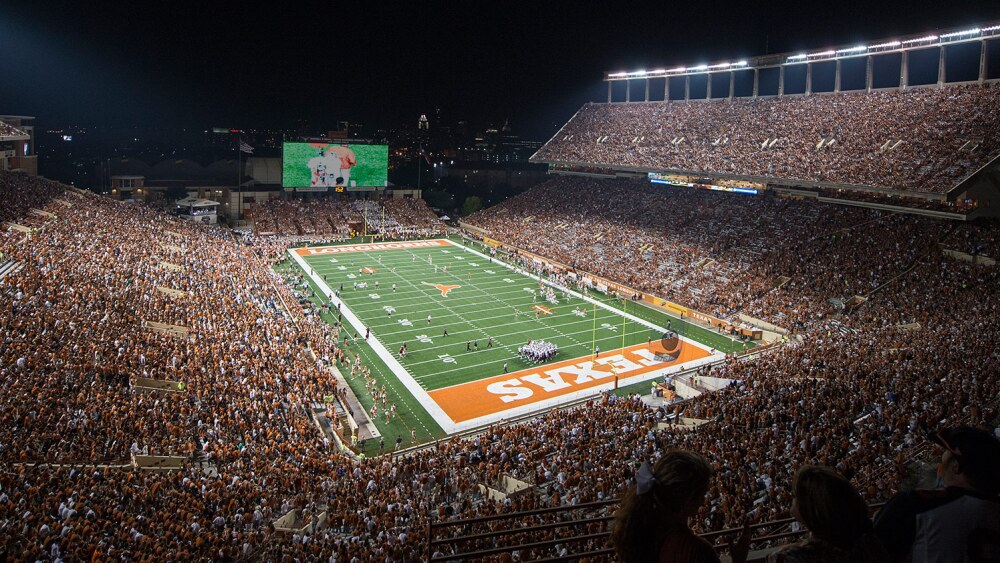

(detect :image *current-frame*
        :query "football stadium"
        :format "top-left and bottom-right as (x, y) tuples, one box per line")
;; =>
(3, 13), (1000, 563)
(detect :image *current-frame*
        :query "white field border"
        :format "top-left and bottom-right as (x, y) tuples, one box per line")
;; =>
(289, 239), (724, 434)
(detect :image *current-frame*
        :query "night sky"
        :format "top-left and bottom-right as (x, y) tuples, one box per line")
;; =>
(2, 0), (999, 139)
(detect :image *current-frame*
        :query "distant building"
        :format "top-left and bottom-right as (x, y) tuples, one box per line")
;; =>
(105, 160), (260, 219)
(174, 196), (220, 225)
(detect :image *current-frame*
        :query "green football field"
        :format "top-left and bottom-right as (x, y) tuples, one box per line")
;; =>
(288, 236), (751, 444)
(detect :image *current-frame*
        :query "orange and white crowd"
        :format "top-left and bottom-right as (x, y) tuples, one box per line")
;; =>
(1, 169), (998, 561)
(533, 83), (1000, 194)
(466, 176), (970, 330)
(250, 197), (445, 240)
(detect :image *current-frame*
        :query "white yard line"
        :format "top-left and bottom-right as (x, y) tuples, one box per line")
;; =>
(291, 268), (436, 439)
(290, 246), (460, 433)
(355, 248), (521, 359)
(292, 239), (725, 434)
(400, 322), (642, 364)
(366, 301), (599, 339)
(407, 328), (660, 380)
(341, 286), (544, 314)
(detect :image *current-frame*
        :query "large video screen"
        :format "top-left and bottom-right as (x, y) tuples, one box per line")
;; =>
(282, 143), (388, 188)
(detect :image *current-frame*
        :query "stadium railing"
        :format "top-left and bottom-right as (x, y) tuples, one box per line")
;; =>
(426, 498), (618, 561)
(425, 499), (886, 562)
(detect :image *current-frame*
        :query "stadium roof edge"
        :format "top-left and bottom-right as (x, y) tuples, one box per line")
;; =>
(606, 20), (1000, 80)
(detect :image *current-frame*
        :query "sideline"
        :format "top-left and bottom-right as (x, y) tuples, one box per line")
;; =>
(289, 239), (725, 433)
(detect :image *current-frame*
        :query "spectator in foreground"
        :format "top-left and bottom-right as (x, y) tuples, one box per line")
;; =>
(770, 465), (888, 563)
(874, 426), (1000, 562)
(612, 450), (749, 563)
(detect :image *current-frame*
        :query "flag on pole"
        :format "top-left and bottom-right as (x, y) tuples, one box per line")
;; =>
(239, 140), (255, 154)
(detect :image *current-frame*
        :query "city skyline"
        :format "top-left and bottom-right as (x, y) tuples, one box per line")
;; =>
(2, 0), (999, 140)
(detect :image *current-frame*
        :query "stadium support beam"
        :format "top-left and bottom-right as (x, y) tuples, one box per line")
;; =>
(626, 80), (631, 102)
(805, 63), (812, 95)
(866, 56), (874, 92)
(900, 50), (909, 90)
(665, 77), (670, 101)
(607, 81), (612, 103)
(645, 79), (650, 102)
(980, 41), (988, 83)
(605, 21), (1000, 92)
(835, 60), (842, 92)
(684, 75), (690, 101)
(729, 72), (735, 100)
(778, 66), (785, 96)
(706, 73), (712, 98)
(753, 68), (759, 97)
(938, 46), (947, 87)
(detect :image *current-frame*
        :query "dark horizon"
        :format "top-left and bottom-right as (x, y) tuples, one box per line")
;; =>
(2, 0), (999, 140)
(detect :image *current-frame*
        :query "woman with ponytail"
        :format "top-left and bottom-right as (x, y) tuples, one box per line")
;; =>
(770, 465), (888, 563)
(611, 450), (749, 563)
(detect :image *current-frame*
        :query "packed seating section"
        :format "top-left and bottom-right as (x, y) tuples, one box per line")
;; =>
(0, 120), (29, 138)
(251, 197), (445, 239)
(1, 169), (998, 560)
(533, 83), (1000, 194)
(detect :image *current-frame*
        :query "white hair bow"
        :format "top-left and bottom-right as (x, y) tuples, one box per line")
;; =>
(636, 461), (656, 495)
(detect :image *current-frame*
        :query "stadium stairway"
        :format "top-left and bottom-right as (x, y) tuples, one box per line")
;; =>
(827, 296), (846, 311)
(0, 259), (22, 280)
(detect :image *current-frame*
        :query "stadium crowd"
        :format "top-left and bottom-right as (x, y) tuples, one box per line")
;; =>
(251, 197), (444, 239)
(466, 176), (968, 329)
(0, 173), (64, 226)
(1, 168), (998, 561)
(250, 199), (351, 237)
(533, 83), (1000, 193)
(0, 120), (28, 139)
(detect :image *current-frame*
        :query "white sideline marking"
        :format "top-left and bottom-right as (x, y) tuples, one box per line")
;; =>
(291, 239), (724, 433)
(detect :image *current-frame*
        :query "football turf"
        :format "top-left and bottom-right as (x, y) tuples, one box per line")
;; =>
(288, 236), (751, 443)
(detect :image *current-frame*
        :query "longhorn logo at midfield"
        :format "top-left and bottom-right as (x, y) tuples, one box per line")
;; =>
(422, 281), (460, 297)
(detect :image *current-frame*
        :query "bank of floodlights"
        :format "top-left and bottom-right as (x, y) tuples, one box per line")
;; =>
(607, 21), (1000, 80)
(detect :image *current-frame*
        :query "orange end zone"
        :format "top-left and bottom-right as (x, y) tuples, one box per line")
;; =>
(294, 239), (452, 256)
(428, 341), (711, 423)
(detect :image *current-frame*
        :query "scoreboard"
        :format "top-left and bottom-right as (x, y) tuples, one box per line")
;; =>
(282, 142), (388, 190)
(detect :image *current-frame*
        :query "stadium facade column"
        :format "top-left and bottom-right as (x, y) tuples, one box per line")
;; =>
(607, 81), (612, 103)
(805, 63), (812, 95)
(626, 80), (631, 102)
(938, 46), (947, 87)
(866, 56), (874, 92)
(665, 77), (670, 101)
(729, 71), (735, 100)
(834, 60), (841, 93)
(684, 75), (690, 101)
(753, 68), (759, 97)
(900, 50), (909, 90)
(980, 41), (988, 84)
(778, 66), (784, 96)
(706, 73), (712, 99)
(645, 79), (650, 102)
